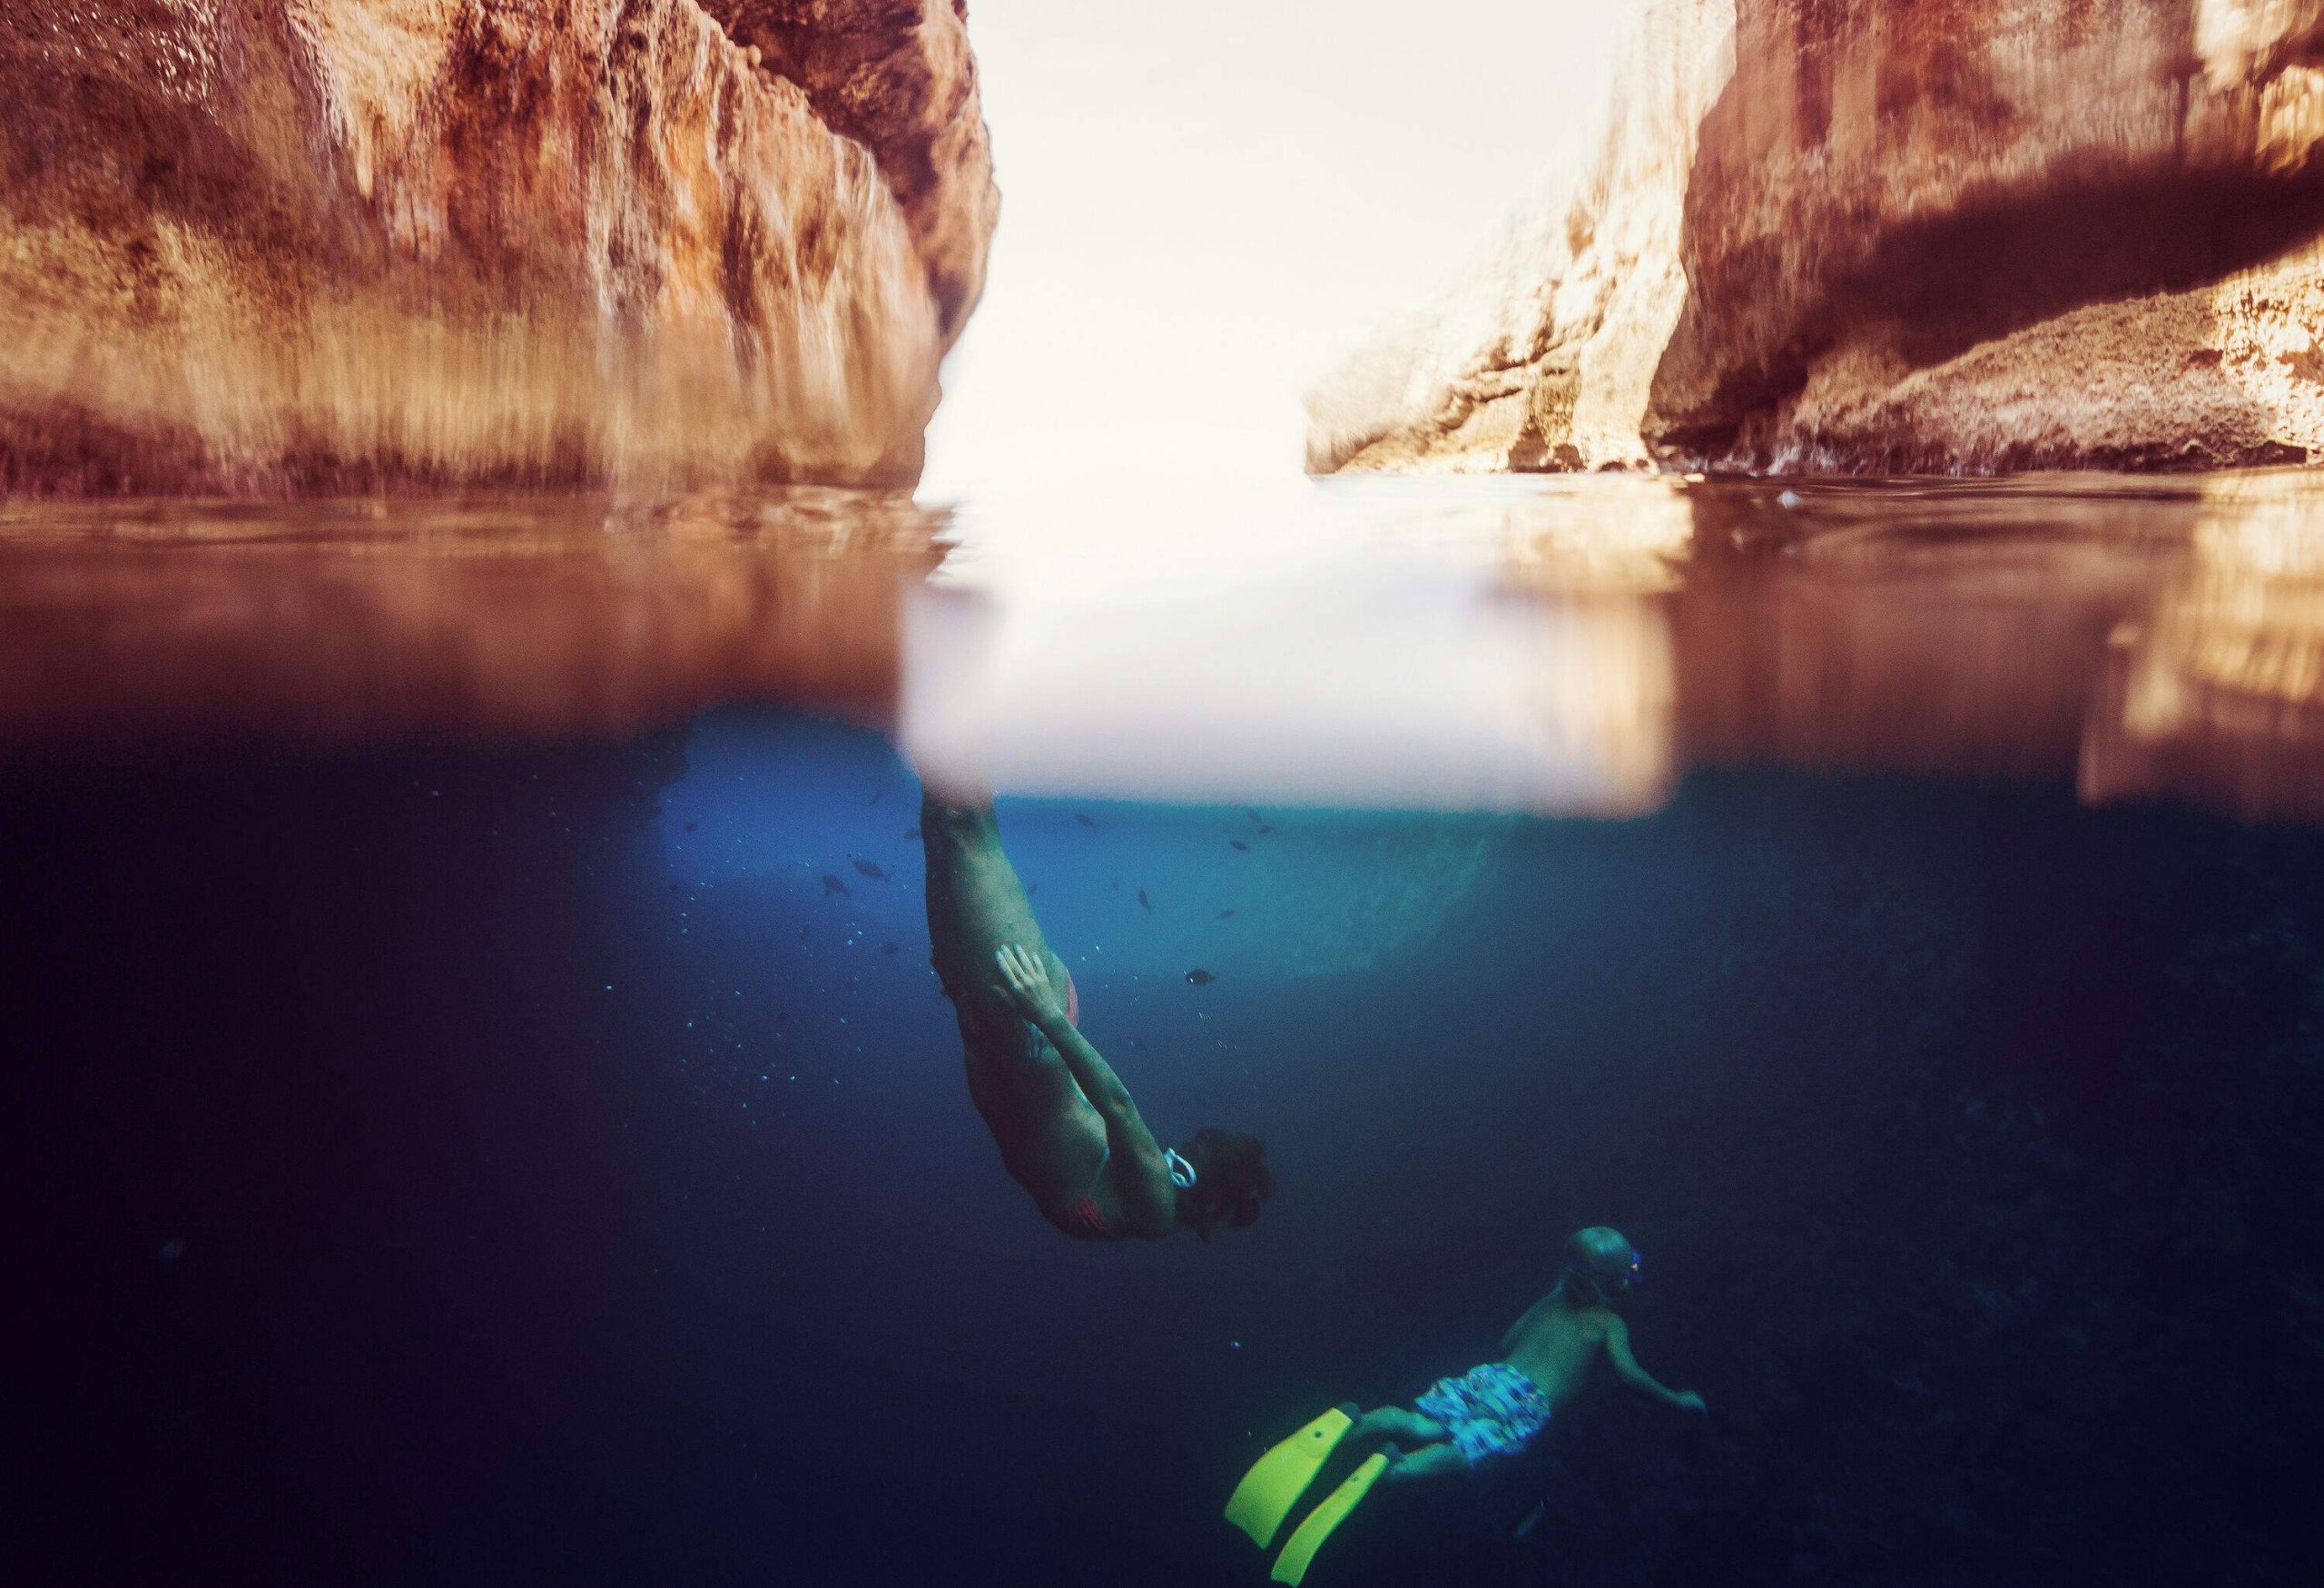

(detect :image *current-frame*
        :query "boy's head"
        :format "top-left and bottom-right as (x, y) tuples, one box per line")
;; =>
(1560, 1226), (1641, 1304)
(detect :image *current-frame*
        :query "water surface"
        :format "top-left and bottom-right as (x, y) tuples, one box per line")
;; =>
(6, 472), (2318, 817)
(10, 475), (2324, 1587)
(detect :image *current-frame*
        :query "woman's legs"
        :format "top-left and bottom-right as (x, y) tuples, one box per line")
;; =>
(920, 793), (1072, 1025)
(920, 792), (1100, 1218)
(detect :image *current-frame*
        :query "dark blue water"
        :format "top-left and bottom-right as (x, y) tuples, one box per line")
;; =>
(15, 706), (2324, 1586)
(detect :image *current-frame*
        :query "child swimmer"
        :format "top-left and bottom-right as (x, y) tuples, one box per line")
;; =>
(1226, 1227), (1705, 1584)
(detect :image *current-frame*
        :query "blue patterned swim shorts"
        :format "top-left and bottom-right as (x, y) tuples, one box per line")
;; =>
(1414, 1363), (1552, 1466)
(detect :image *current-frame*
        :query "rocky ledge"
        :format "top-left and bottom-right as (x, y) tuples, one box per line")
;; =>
(1312, 0), (2324, 476)
(0, 0), (997, 493)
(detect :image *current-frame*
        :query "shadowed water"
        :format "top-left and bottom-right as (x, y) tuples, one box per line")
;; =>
(9, 475), (2324, 1588)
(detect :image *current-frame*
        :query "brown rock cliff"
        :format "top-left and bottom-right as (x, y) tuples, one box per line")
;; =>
(0, 0), (997, 493)
(1314, 0), (2324, 476)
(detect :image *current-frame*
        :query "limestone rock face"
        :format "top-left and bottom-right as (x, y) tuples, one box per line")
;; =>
(0, 0), (996, 493)
(704, 2), (997, 340)
(1314, 0), (2324, 476)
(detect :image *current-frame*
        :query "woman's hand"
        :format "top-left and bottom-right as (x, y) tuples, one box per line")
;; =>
(992, 944), (1069, 1029)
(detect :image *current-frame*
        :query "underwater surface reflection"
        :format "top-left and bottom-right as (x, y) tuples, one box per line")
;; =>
(3, 472), (2319, 819)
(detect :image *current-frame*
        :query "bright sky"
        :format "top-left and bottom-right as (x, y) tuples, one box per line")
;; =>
(919, 1), (1628, 499)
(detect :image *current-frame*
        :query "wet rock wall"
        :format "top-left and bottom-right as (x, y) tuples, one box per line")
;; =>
(0, 0), (996, 493)
(1314, 0), (2324, 476)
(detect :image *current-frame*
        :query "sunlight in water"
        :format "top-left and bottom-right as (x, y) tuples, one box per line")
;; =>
(904, 477), (1682, 812)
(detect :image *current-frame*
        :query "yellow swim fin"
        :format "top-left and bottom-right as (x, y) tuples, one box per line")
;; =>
(1267, 1450), (1390, 1586)
(1225, 1404), (1359, 1548)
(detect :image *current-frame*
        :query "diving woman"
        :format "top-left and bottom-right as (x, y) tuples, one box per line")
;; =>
(921, 794), (1273, 1242)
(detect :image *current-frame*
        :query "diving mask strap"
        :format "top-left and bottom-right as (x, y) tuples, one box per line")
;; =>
(1165, 1148), (1197, 1190)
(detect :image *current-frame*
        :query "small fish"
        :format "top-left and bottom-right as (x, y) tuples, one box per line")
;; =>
(684, 820), (699, 833)
(904, 827), (921, 841)
(869, 790), (883, 805)
(1255, 824), (1275, 836)
(1075, 812), (1097, 828)
(1229, 840), (1249, 853)
(881, 942), (900, 956)
(1027, 882), (1040, 898)
(1137, 889), (1152, 912)
(1216, 909), (1236, 919)
(822, 874), (850, 896)
(1244, 807), (1265, 826)
(853, 858), (889, 882)
(1186, 969), (1216, 986)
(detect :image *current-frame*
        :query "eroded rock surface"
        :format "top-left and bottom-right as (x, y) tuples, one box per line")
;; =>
(704, 2), (996, 340)
(1314, 0), (2324, 476)
(0, 0), (996, 493)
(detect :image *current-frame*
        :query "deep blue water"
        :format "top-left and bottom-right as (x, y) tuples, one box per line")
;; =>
(14, 707), (2324, 1586)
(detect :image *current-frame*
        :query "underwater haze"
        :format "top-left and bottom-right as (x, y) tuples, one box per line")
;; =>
(10, 476), (2324, 1587)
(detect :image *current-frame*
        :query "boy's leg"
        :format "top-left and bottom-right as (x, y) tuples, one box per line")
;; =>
(1382, 1444), (1467, 1484)
(1352, 1408), (1444, 1446)
(1350, 1407), (1466, 1484)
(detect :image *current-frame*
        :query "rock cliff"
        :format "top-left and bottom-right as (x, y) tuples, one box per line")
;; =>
(1314, 0), (2324, 475)
(0, 0), (996, 493)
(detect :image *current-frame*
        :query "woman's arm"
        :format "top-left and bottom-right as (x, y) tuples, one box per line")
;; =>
(993, 946), (1176, 1223)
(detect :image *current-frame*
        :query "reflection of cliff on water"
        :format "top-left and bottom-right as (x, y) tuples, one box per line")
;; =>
(1666, 478), (2199, 780)
(5, 474), (2322, 824)
(2083, 473), (2324, 818)
(1496, 472), (2324, 822)
(0, 492), (944, 752)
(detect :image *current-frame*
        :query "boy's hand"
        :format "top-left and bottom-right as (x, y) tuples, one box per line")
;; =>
(1673, 1391), (1708, 1414)
(992, 944), (1068, 1028)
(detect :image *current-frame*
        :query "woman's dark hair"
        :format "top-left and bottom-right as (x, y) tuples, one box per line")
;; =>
(1176, 1128), (1273, 1240)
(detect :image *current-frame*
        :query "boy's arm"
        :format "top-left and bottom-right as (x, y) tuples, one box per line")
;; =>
(1601, 1314), (1707, 1413)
